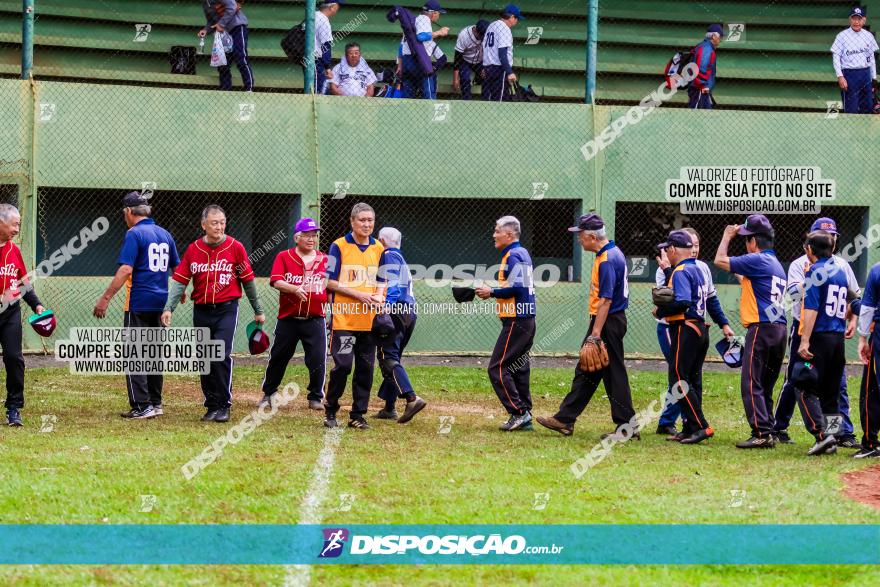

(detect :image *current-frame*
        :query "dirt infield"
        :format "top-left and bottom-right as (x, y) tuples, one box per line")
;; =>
(842, 465), (880, 510)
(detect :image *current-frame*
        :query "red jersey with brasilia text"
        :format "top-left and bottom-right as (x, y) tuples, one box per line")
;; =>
(172, 237), (254, 304)
(0, 240), (28, 303)
(270, 248), (328, 318)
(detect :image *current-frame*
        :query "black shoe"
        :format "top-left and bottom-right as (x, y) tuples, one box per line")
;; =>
(656, 425), (678, 436)
(601, 429), (641, 442)
(397, 396), (427, 424)
(258, 394), (273, 409)
(213, 408), (230, 423)
(807, 435), (837, 456)
(774, 431), (795, 444)
(680, 427), (714, 445)
(838, 436), (862, 449)
(324, 415), (338, 428)
(374, 408), (398, 420)
(666, 432), (687, 442)
(854, 447), (880, 459)
(121, 406), (157, 420)
(6, 409), (22, 427)
(308, 400), (324, 411)
(201, 409), (219, 422)
(348, 418), (370, 430)
(736, 435), (776, 449)
(536, 415), (573, 436)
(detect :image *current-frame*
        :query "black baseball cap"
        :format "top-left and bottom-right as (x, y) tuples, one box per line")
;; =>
(737, 214), (774, 237)
(657, 229), (693, 250)
(476, 19), (490, 36)
(122, 191), (149, 208)
(851, 6), (866, 17)
(568, 213), (604, 232)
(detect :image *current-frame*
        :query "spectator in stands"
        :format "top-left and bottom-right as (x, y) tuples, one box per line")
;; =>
(397, 1), (449, 99)
(482, 4), (525, 102)
(308, 1), (345, 95)
(831, 6), (878, 114)
(329, 43), (377, 97)
(453, 19), (490, 100)
(199, 1), (253, 92)
(688, 23), (722, 109)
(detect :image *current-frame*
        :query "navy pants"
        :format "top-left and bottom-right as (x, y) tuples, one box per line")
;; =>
(124, 311), (164, 411)
(773, 319), (855, 438)
(193, 301), (239, 410)
(688, 87), (713, 109)
(841, 67), (873, 114)
(0, 304), (25, 410)
(488, 317), (535, 415)
(458, 61), (481, 100)
(325, 329), (376, 420)
(859, 329), (880, 449)
(668, 320), (710, 436)
(262, 316), (327, 402)
(656, 322), (684, 427)
(794, 332), (846, 440)
(218, 25), (254, 91)
(377, 311), (417, 402)
(401, 55), (436, 99)
(481, 65), (509, 102)
(303, 60), (328, 95)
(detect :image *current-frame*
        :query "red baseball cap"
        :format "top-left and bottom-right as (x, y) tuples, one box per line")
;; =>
(29, 309), (57, 337)
(247, 321), (270, 355)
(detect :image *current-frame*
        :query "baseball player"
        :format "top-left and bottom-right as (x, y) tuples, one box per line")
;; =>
(328, 43), (377, 97)
(324, 202), (384, 430)
(536, 214), (636, 438)
(475, 215), (536, 431)
(482, 4), (524, 102)
(398, 1), (449, 99)
(0, 204), (45, 427)
(855, 259), (880, 458)
(199, 0), (253, 91)
(258, 217), (328, 412)
(655, 227), (734, 436)
(453, 19), (489, 99)
(831, 6), (878, 114)
(94, 191), (179, 420)
(374, 227), (426, 423)
(654, 230), (713, 444)
(308, 1), (344, 95)
(689, 24), (722, 109)
(714, 214), (787, 448)
(793, 231), (849, 456)
(773, 218), (860, 447)
(161, 205), (264, 423)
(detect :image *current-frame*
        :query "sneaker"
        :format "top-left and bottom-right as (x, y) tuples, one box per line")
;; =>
(258, 394), (273, 409)
(213, 408), (230, 423)
(736, 435), (776, 449)
(308, 400), (324, 411)
(6, 409), (22, 427)
(807, 435), (837, 456)
(536, 415), (573, 436)
(854, 447), (880, 459)
(153, 404), (164, 416)
(324, 415), (338, 428)
(201, 409), (219, 422)
(397, 396), (427, 424)
(774, 431), (795, 444)
(499, 411), (532, 431)
(374, 408), (399, 420)
(601, 429), (641, 442)
(516, 421), (534, 431)
(656, 424), (678, 436)
(680, 427), (714, 445)
(348, 418), (370, 430)
(122, 406), (156, 420)
(837, 436), (862, 449)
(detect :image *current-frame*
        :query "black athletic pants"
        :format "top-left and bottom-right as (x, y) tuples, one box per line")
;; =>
(796, 332), (846, 440)
(668, 319), (710, 436)
(262, 316), (327, 402)
(325, 329), (376, 420)
(488, 317), (535, 415)
(123, 311), (163, 411)
(0, 304), (24, 410)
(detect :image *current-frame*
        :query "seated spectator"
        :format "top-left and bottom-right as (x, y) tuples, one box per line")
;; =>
(329, 43), (377, 97)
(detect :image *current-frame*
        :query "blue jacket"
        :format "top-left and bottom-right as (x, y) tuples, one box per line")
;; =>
(690, 38), (717, 90)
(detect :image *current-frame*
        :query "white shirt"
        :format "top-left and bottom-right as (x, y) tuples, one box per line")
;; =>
(330, 58), (377, 96)
(400, 14), (443, 59)
(482, 20), (513, 66)
(313, 11), (333, 60)
(831, 27), (879, 78)
(786, 253), (860, 322)
(654, 259), (719, 325)
(455, 25), (483, 65)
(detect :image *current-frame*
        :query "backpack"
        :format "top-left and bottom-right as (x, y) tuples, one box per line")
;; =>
(281, 21), (307, 63)
(507, 81), (540, 103)
(169, 46), (197, 75)
(664, 48), (694, 89)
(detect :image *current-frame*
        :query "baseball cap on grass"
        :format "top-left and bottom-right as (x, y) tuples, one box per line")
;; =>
(246, 321), (270, 355)
(28, 309), (57, 337)
(452, 286), (476, 303)
(422, 0), (447, 13)
(715, 337), (742, 368)
(568, 213), (604, 232)
(503, 4), (525, 19)
(810, 217), (839, 235)
(122, 191), (150, 208)
(295, 217), (321, 233)
(657, 229), (694, 250)
(737, 214), (774, 237)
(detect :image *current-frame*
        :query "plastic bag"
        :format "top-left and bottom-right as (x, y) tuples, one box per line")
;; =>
(210, 32), (227, 67)
(221, 31), (234, 53)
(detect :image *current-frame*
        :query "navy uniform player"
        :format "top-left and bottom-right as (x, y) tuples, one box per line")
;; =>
(855, 259), (880, 458)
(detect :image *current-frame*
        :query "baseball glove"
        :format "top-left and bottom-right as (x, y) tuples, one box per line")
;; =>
(652, 286), (675, 306)
(579, 336), (609, 372)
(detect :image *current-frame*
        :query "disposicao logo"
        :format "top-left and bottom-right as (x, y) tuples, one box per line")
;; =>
(319, 528), (349, 558)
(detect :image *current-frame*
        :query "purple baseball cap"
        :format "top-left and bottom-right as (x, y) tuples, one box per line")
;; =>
(295, 218), (321, 233)
(810, 217), (838, 235)
(657, 229), (693, 250)
(568, 213), (604, 232)
(737, 214), (774, 237)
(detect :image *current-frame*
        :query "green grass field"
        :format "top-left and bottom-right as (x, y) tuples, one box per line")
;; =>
(2, 364), (879, 586)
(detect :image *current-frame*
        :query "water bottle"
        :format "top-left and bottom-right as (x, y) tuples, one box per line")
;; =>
(198, 36), (205, 55)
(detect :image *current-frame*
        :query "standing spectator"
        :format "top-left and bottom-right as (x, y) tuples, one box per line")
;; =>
(94, 192), (179, 420)
(482, 4), (525, 102)
(475, 215), (536, 431)
(688, 23), (722, 109)
(162, 205), (265, 423)
(0, 204), (45, 427)
(199, 0), (254, 91)
(831, 6), (878, 114)
(329, 43), (377, 97)
(308, 1), (344, 95)
(398, 1), (449, 99)
(453, 19), (489, 100)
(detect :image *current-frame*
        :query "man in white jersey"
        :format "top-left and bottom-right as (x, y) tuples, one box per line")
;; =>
(306, 1), (344, 95)
(482, 4), (524, 102)
(398, 1), (449, 99)
(773, 217), (861, 447)
(831, 5), (878, 113)
(453, 19), (489, 100)
(329, 43), (377, 97)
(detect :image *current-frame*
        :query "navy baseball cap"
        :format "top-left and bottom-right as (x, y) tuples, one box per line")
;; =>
(476, 19), (490, 36)
(791, 360), (818, 391)
(657, 229), (693, 250)
(707, 23), (724, 36)
(810, 217), (838, 235)
(503, 3), (525, 19)
(568, 213), (604, 232)
(737, 214), (774, 237)
(319, 1), (345, 6)
(715, 337), (743, 368)
(851, 6), (866, 17)
(423, 0), (447, 13)
(122, 191), (149, 208)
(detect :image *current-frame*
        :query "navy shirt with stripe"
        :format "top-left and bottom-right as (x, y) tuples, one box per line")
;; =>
(803, 256), (848, 334)
(117, 218), (179, 313)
